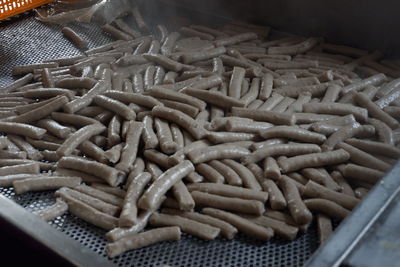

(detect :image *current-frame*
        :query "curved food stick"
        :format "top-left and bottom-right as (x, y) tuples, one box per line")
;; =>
(195, 163), (225, 184)
(0, 122), (46, 139)
(202, 207), (273, 241)
(58, 156), (124, 187)
(107, 115), (121, 149)
(142, 115), (159, 149)
(106, 226), (181, 258)
(143, 149), (171, 169)
(367, 118), (394, 144)
(154, 118), (178, 154)
(150, 212), (220, 240)
(263, 179), (287, 210)
(63, 81), (107, 114)
(0, 162), (39, 176)
(62, 27), (88, 49)
(208, 160), (242, 186)
(23, 88), (75, 101)
(33, 198), (68, 221)
(191, 191), (265, 215)
(138, 160), (194, 210)
(90, 183), (125, 198)
(1, 73), (34, 93)
(51, 112), (99, 127)
(13, 176), (81, 194)
(346, 138), (400, 158)
(115, 121), (144, 172)
(182, 88), (246, 109)
(321, 122), (363, 151)
(301, 168), (340, 191)
(103, 91), (163, 109)
(242, 143), (321, 164)
(93, 95), (136, 120)
(56, 187), (119, 216)
(304, 198), (350, 220)
(57, 123), (105, 157)
(304, 180), (359, 210)
(152, 106), (206, 140)
(342, 163), (384, 184)
(119, 172), (152, 227)
(114, 19), (141, 38)
(278, 149), (350, 173)
(147, 86), (206, 110)
(221, 159), (262, 191)
(337, 142), (391, 172)
(231, 107), (295, 125)
(170, 123), (184, 149)
(187, 144), (250, 164)
(279, 177), (312, 224)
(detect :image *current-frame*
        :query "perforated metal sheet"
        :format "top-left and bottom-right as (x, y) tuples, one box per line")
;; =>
(0, 14), (318, 267)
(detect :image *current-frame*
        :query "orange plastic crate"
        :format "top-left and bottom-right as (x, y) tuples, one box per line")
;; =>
(0, 0), (54, 20)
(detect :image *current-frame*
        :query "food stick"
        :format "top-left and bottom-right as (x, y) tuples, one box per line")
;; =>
(106, 226), (180, 258)
(172, 181), (195, 211)
(93, 95), (136, 120)
(221, 159), (262, 191)
(355, 188), (369, 199)
(341, 163), (384, 184)
(161, 32), (180, 56)
(260, 126), (326, 144)
(91, 183), (126, 198)
(115, 121), (143, 172)
(317, 214), (332, 244)
(103, 91), (163, 109)
(321, 84), (341, 103)
(12, 62), (59, 76)
(367, 118), (394, 144)
(354, 93), (398, 129)
(0, 122), (46, 139)
(262, 179), (287, 210)
(65, 195), (118, 230)
(180, 26), (215, 40)
(337, 142), (391, 172)
(231, 107), (295, 125)
(187, 144), (250, 164)
(279, 177), (312, 224)
(41, 68), (55, 88)
(33, 198), (68, 221)
(119, 172), (152, 227)
(6, 135), (42, 160)
(141, 115), (158, 149)
(143, 65), (155, 90)
(58, 156), (124, 187)
(228, 67), (246, 99)
(1, 73), (34, 93)
(0, 174), (48, 187)
(61, 27), (88, 49)
(106, 115), (121, 149)
(225, 119), (272, 134)
(101, 24), (132, 41)
(0, 162), (39, 176)
(0, 150), (27, 159)
(301, 168), (340, 191)
(195, 163), (225, 184)
(303, 102), (368, 122)
(206, 131), (257, 144)
(169, 123), (184, 150)
(114, 19), (141, 38)
(304, 180), (359, 210)
(214, 32), (257, 47)
(187, 183), (268, 203)
(143, 149), (171, 169)
(341, 73), (386, 94)
(268, 38), (318, 55)
(57, 123), (105, 157)
(63, 81), (107, 113)
(37, 119), (71, 139)
(182, 88), (245, 109)
(346, 138), (400, 158)
(150, 212), (220, 240)
(147, 86), (206, 110)
(242, 143), (321, 164)
(153, 118), (178, 154)
(23, 88), (75, 101)
(56, 187), (119, 216)
(304, 199), (349, 220)
(138, 160), (194, 210)
(272, 97), (295, 112)
(181, 47), (225, 64)
(202, 208), (273, 241)
(321, 122), (362, 151)
(264, 157), (281, 180)
(191, 191), (265, 216)
(124, 157), (145, 189)
(51, 112), (99, 127)
(152, 106), (206, 140)
(278, 149), (350, 173)
(13, 176), (81, 194)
